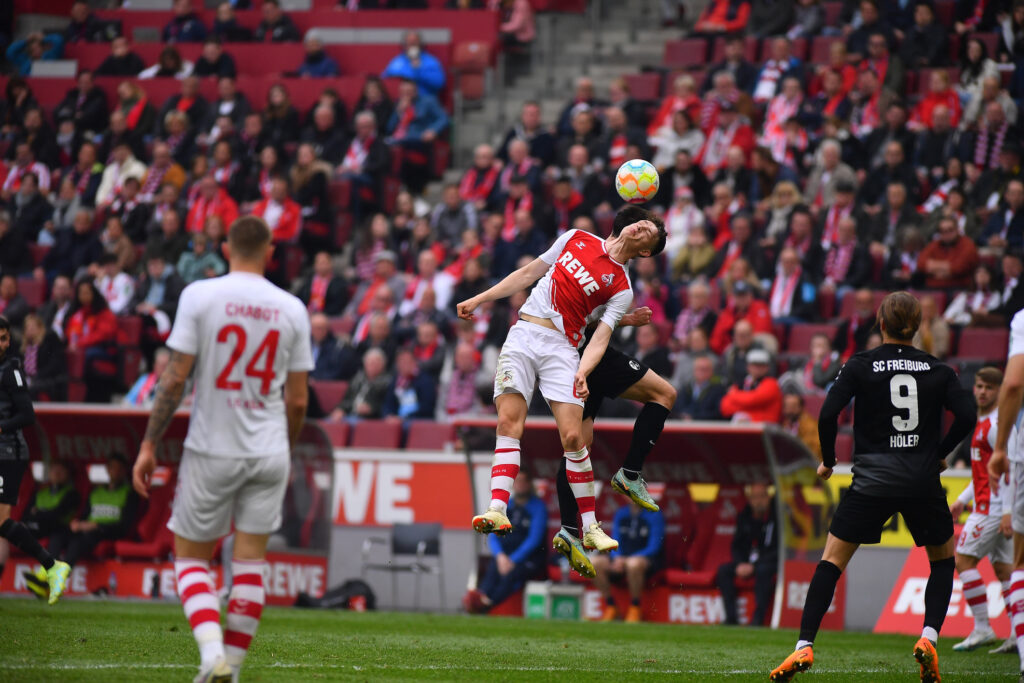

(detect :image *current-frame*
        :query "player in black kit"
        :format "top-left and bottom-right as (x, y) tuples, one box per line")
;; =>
(551, 208), (677, 576)
(0, 315), (71, 604)
(770, 293), (977, 683)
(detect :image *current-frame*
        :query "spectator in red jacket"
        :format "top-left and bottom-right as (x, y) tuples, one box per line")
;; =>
(917, 215), (980, 289)
(186, 174), (239, 233)
(719, 348), (783, 423)
(65, 279), (118, 402)
(710, 280), (773, 354)
(693, 0), (751, 36)
(910, 70), (962, 131)
(696, 100), (755, 175)
(252, 176), (301, 243)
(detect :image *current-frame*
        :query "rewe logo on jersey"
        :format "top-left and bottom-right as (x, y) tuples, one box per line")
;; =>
(556, 251), (601, 295)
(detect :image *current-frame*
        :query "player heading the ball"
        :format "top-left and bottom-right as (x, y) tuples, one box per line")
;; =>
(457, 206), (666, 579)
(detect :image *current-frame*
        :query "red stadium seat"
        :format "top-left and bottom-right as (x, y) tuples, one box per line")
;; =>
(711, 36), (759, 63)
(28, 244), (50, 267)
(67, 380), (87, 402)
(803, 393), (826, 420)
(16, 277), (46, 308)
(822, 1), (842, 27)
(623, 73), (662, 102)
(311, 380), (349, 413)
(837, 290), (886, 319)
(119, 347), (144, 392)
(663, 487), (745, 587)
(452, 41), (493, 73)
(66, 348), (85, 379)
(810, 36), (843, 64)
(116, 315), (143, 346)
(662, 39), (707, 69)
(405, 421), (456, 450)
(956, 328), (1010, 360)
(115, 471), (175, 560)
(786, 323), (840, 353)
(319, 420), (350, 448)
(351, 419), (403, 449)
(934, 0), (955, 25)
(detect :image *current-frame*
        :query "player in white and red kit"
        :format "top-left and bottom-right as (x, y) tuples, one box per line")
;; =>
(457, 205), (666, 578)
(950, 367), (1016, 653)
(132, 216), (313, 683)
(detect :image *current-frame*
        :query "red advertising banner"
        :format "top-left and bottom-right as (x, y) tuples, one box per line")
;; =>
(874, 545), (1010, 637)
(777, 560), (846, 631)
(1, 552), (326, 607)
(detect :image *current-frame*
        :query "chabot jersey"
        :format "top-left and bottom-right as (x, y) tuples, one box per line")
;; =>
(167, 271), (314, 458)
(518, 229), (633, 348)
(1008, 310), (1024, 463)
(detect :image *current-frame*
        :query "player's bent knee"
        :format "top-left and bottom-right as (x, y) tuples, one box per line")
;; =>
(954, 554), (979, 573)
(495, 414), (525, 439)
(653, 380), (677, 408)
(625, 556), (647, 572)
(561, 430), (585, 452)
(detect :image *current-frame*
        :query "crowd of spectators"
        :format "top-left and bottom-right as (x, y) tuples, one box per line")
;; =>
(0, 0), (1022, 445)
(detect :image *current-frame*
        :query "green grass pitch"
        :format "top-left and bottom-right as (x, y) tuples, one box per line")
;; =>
(0, 598), (1018, 681)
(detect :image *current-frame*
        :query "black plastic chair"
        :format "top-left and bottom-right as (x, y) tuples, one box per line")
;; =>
(360, 522), (444, 611)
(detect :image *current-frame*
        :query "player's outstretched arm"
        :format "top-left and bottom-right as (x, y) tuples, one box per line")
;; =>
(285, 371), (310, 448)
(992, 354), (1024, 487)
(134, 350), (195, 498)
(457, 257), (550, 320)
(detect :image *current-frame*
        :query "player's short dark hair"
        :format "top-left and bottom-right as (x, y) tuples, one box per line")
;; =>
(976, 367), (1004, 387)
(877, 291), (921, 342)
(0, 315), (9, 334)
(228, 216), (272, 260)
(612, 206), (667, 257)
(107, 452), (128, 467)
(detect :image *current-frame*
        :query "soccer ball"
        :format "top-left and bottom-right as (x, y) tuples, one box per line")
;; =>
(614, 159), (660, 204)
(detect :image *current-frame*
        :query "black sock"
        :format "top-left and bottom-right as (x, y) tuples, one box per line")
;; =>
(556, 458), (579, 534)
(0, 519), (55, 570)
(924, 557), (955, 635)
(631, 597), (640, 606)
(622, 403), (671, 475)
(799, 560), (842, 643)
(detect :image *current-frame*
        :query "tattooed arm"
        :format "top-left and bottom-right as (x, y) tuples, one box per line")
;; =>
(133, 351), (195, 498)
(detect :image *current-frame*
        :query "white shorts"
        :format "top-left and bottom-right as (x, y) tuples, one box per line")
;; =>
(1013, 460), (1024, 535)
(168, 449), (289, 542)
(493, 320), (583, 408)
(957, 511), (1013, 565)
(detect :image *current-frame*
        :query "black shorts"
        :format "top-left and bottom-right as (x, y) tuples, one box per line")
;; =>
(829, 489), (954, 547)
(582, 345), (649, 421)
(0, 459), (28, 506)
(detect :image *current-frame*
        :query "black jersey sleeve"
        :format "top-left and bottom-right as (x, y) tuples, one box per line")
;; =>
(818, 356), (862, 468)
(0, 360), (35, 434)
(937, 367), (977, 459)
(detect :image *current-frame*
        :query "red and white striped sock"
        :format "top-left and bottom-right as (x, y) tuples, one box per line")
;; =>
(565, 447), (596, 529)
(1009, 569), (1024, 669)
(1004, 580), (1013, 621)
(175, 558), (224, 669)
(488, 436), (520, 514)
(960, 568), (990, 629)
(224, 560), (266, 670)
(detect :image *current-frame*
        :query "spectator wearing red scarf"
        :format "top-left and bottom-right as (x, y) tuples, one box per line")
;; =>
(65, 280), (118, 403)
(187, 175), (239, 233)
(412, 320), (445, 379)
(459, 144), (502, 212)
(252, 176), (301, 243)
(648, 74), (702, 138)
(297, 251), (348, 316)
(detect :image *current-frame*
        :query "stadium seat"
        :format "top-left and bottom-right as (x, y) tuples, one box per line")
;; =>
(319, 420), (350, 448)
(662, 39), (707, 69)
(822, 1), (842, 26)
(664, 487), (744, 588)
(786, 323), (840, 353)
(351, 419), (403, 449)
(956, 328), (1010, 360)
(934, 0), (955, 25)
(65, 348), (85, 380)
(328, 316), (356, 338)
(116, 315), (143, 346)
(810, 36), (843, 64)
(803, 393), (826, 420)
(405, 421), (456, 450)
(16, 277), (46, 308)
(311, 380), (349, 414)
(837, 290), (886, 319)
(28, 244), (50, 267)
(711, 36), (759, 63)
(119, 347), (144, 392)
(623, 73), (662, 102)
(760, 37), (806, 61)
(115, 471), (175, 560)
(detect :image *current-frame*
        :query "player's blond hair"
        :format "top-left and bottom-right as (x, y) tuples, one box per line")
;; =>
(877, 291), (921, 341)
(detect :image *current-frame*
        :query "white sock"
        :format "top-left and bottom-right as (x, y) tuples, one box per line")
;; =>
(921, 626), (938, 644)
(960, 568), (990, 629)
(1009, 570), (1024, 670)
(795, 639), (813, 650)
(487, 436), (520, 514)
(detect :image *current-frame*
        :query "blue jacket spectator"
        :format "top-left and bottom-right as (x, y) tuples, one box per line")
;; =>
(381, 349), (437, 419)
(386, 86), (449, 143)
(609, 505), (665, 561)
(592, 503), (666, 622)
(7, 33), (64, 77)
(163, 0), (208, 44)
(382, 31), (446, 96)
(297, 36), (340, 79)
(464, 472), (547, 612)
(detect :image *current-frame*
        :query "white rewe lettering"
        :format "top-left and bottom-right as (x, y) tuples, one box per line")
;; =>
(334, 462), (376, 524)
(564, 258), (581, 273)
(893, 577), (928, 615)
(375, 463), (413, 524)
(557, 252), (574, 266)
